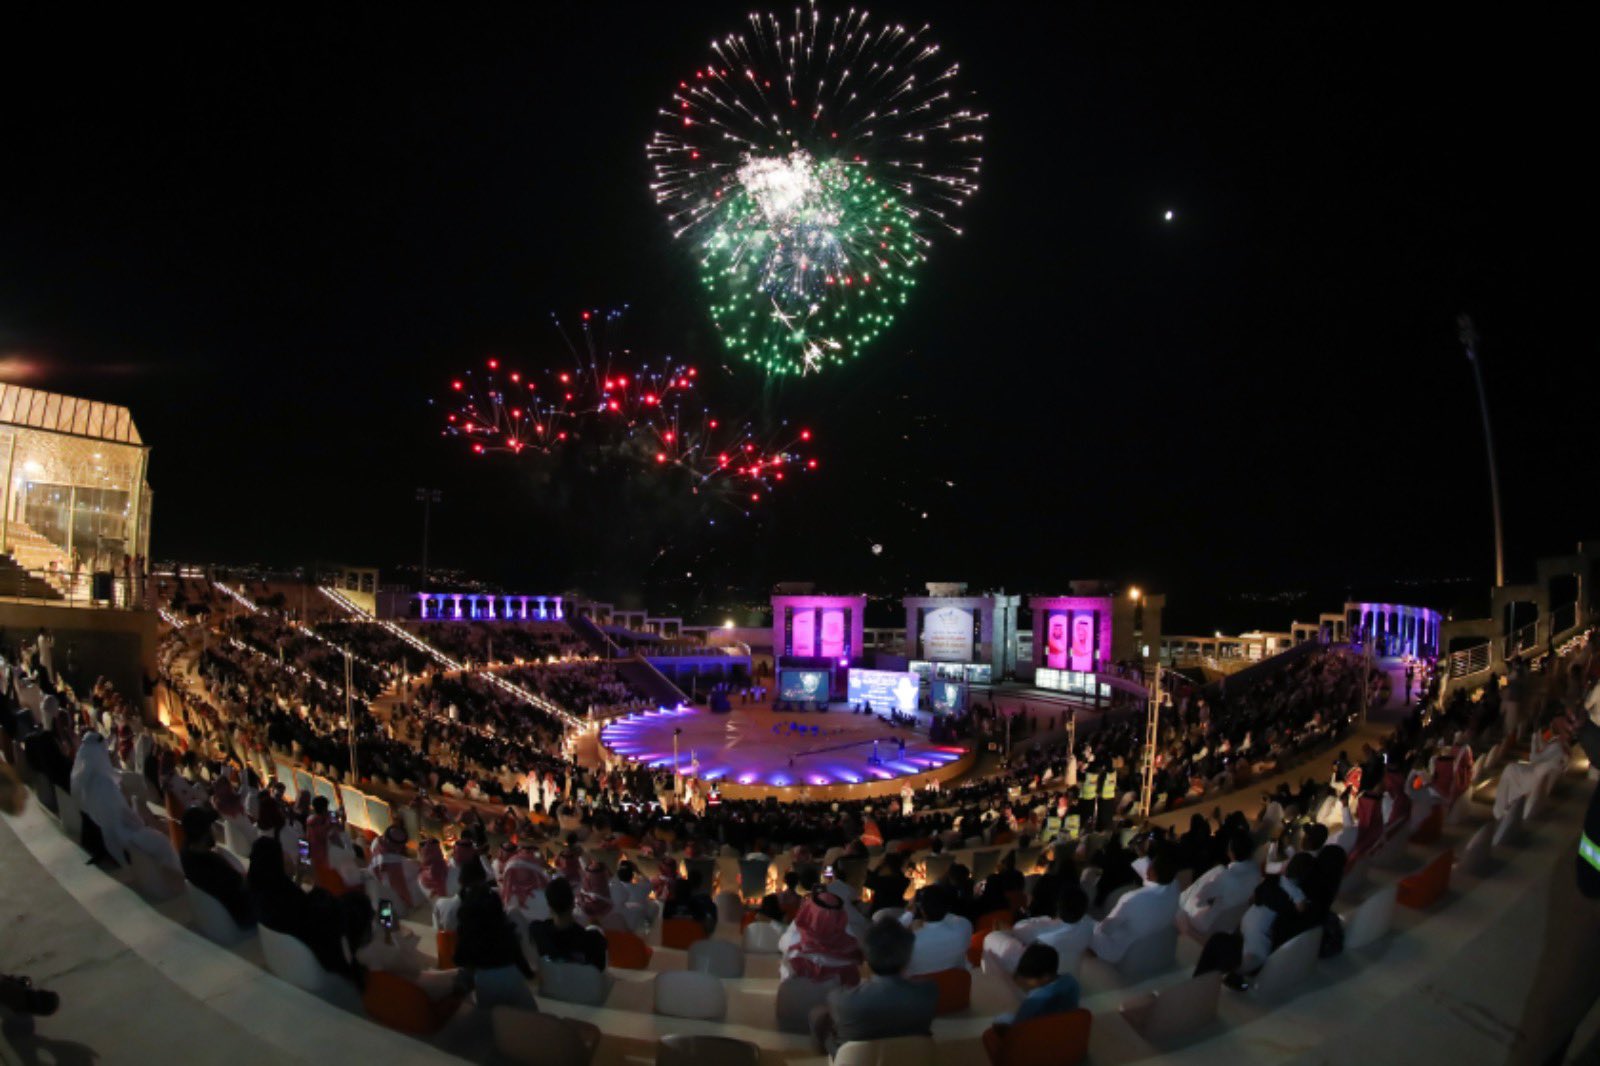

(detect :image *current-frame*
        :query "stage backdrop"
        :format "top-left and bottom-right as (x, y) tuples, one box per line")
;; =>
(920, 605), (975, 662)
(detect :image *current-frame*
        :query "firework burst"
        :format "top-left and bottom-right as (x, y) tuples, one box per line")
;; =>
(647, 2), (985, 376)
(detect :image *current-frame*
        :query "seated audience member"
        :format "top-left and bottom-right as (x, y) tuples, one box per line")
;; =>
(780, 890), (865, 985)
(418, 838), (455, 901)
(662, 873), (718, 934)
(435, 856), (490, 934)
(866, 853), (911, 914)
(1177, 833), (1260, 938)
(529, 877), (608, 970)
(1090, 847), (1181, 963)
(809, 917), (938, 1056)
(987, 884), (1092, 975)
(368, 824), (418, 910)
(501, 843), (552, 916)
(454, 881), (535, 980)
(246, 836), (358, 984)
(992, 943), (1079, 1028)
(976, 851), (1025, 915)
(901, 883), (973, 977)
(179, 806), (255, 930)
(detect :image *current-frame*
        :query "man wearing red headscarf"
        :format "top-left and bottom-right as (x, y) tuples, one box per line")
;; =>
(780, 890), (864, 986)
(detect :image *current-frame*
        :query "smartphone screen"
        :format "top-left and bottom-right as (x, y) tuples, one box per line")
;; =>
(297, 838), (310, 865)
(378, 900), (396, 929)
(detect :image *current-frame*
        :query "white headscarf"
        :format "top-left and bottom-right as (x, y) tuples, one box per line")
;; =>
(71, 732), (179, 872)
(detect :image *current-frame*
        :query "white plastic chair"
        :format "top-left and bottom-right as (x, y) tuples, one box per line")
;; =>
(776, 975), (839, 1034)
(1120, 971), (1222, 1043)
(1343, 883), (1397, 951)
(872, 907), (906, 925)
(474, 964), (539, 1010)
(128, 847), (184, 902)
(742, 921), (783, 954)
(492, 1006), (595, 1066)
(1113, 924), (1179, 982)
(1250, 926), (1320, 999)
(260, 926), (333, 993)
(658, 1033), (761, 1066)
(1492, 800), (1524, 848)
(539, 960), (608, 1006)
(1458, 822), (1493, 876)
(57, 790), (83, 844)
(834, 1035), (937, 1066)
(185, 881), (254, 946)
(655, 970), (727, 1020)
(714, 890), (745, 928)
(688, 938), (745, 978)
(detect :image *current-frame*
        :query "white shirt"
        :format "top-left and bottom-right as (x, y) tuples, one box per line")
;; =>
(1009, 916), (1061, 945)
(1035, 918), (1095, 971)
(1240, 903), (1275, 968)
(1181, 860), (1261, 916)
(1091, 881), (1179, 963)
(900, 913), (973, 977)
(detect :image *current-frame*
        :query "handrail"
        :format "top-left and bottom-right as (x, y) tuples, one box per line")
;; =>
(0, 563), (149, 610)
(1448, 642), (1492, 678)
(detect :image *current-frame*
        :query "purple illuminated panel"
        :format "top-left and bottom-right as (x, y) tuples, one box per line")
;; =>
(771, 594), (867, 660)
(1029, 595), (1113, 672)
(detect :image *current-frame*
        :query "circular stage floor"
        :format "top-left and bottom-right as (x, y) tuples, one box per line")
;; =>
(599, 703), (969, 792)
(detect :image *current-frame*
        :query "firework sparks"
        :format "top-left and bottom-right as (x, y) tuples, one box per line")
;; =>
(647, 1), (986, 376)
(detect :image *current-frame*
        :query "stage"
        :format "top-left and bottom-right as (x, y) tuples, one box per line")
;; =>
(598, 702), (975, 801)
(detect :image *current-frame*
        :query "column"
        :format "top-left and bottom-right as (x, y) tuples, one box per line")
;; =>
(519, 596), (529, 620)
(536, 596), (548, 619)
(418, 592), (430, 619)
(553, 596), (564, 620)
(452, 594), (463, 619)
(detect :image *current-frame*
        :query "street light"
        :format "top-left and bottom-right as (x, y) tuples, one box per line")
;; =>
(1459, 315), (1505, 588)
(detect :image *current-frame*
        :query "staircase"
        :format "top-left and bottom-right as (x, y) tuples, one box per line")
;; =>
(2, 520), (71, 576)
(0, 553), (63, 601)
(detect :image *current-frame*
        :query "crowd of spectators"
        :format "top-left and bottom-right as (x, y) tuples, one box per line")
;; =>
(499, 661), (653, 719)
(411, 621), (583, 666)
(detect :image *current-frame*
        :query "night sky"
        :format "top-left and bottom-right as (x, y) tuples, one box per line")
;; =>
(0, 5), (1588, 630)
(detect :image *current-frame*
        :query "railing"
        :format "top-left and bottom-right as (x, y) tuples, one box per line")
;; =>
(0, 565), (150, 610)
(1504, 618), (1540, 659)
(1447, 642), (1492, 678)
(314, 585), (583, 728)
(211, 580), (259, 613)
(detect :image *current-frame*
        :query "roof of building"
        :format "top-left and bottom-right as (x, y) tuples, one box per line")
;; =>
(0, 383), (144, 446)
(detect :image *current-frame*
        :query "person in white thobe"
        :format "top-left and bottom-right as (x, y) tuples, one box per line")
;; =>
(1091, 852), (1180, 963)
(1176, 836), (1260, 938)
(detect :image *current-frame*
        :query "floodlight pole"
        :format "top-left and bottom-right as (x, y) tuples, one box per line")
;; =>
(345, 647), (358, 785)
(1139, 664), (1162, 820)
(416, 488), (442, 590)
(1459, 316), (1505, 588)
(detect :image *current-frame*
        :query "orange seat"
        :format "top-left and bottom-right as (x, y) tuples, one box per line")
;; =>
(1410, 806), (1444, 845)
(313, 864), (349, 897)
(362, 971), (462, 1035)
(436, 928), (459, 969)
(967, 930), (986, 967)
(661, 917), (708, 950)
(982, 1008), (1092, 1066)
(607, 929), (654, 970)
(974, 910), (1011, 937)
(912, 967), (972, 1015)
(1397, 849), (1453, 909)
